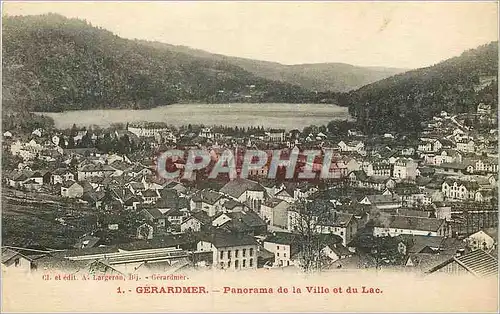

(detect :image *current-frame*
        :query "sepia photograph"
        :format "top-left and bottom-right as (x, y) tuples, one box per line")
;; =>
(1, 1), (499, 312)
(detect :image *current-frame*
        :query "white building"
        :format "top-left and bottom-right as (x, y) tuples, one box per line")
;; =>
(393, 158), (418, 180)
(197, 233), (258, 270)
(372, 216), (450, 238)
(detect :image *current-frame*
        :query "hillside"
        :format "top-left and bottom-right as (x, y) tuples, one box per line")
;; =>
(139, 41), (407, 92)
(2, 14), (322, 112)
(346, 41), (498, 134)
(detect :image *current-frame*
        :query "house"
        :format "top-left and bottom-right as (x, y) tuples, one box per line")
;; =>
(424, 150), (463, 165)
(371, 215), (450, 238)
(322, 241), (353, 263)
(164, 208), (186, 226)
(359, 194), (402, 211)
(51, 168), (75, 185)
(127, 122), (170, 138)
(212, 211), (267, 236)
(141, 189), (161, 204)
(77, 163), (116, 181)
(477, 103), (492, 115)
(404, 253), (456, 274)
(417, 138), (445, 153)
(199, 127), (214, 139)
(348, 171), (396, 191)
(293, 182), (319, 200)
(427, 249), (498, 277)
(263, 232), (299, 267)
(274, 187), (294, 203)
(456, 139), (475, 153)
(61, 181), (84, 198)
(123, 195), (142, 211)
(435, 162), (473, 176)
(180, 212), (211, 233)
(141, 207), (167, 230)
(338, 140), (365, 154)
(197, 232), (259, 270)
(393, 158), (418, 180)
(260, 198), (291, 228)
(221, 199), (246, 213)
(190, 190), (225, 217)
(316, 212), (358, 246)
(466, 157), (498, 174)
(265, 129), (286, 142)
(164, 181), (188, 196)
(465, 229), (497, 252)
(287, 208), (358, 246)
(219, 178), (266, 211)
(1, 248), (34, 274)
(366, 163), (392, 177)
(441, 178), (481, 201)
(82, 191), (105, 209)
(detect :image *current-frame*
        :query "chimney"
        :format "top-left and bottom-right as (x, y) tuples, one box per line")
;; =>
(455, 248), (465, 257)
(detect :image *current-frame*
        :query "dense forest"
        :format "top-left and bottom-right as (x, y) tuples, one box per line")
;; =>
(346, 42), (498, 134)
(141, 41), (407, 92)
(2, 14), (331, 112)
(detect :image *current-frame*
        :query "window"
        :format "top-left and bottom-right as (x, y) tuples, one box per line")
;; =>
(340, 231), (344, 236)
(228, 261), (231, 268)
(227, 250), (231, 259)
(277, 246), (280, 250)
(250, 248), (254, 256)
(249, 259), (253, 267)
(242, 259), (246, 268)
(284, 253), (287, 258)
(243, 249), (247, 257)
(277, 253), (280, 257)
(220, 262), (224, 268)
(14, 258), (20, 267)
(235, 260), (239, 269)
(235, 250), (239, 258)
(220, 250), (224, 259)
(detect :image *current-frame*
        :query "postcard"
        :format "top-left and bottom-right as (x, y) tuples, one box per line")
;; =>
(1, 1), (498, 313)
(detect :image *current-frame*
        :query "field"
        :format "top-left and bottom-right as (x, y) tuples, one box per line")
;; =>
(2, 189), (98, 249)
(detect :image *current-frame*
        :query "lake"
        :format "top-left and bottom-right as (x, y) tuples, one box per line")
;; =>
(37, 103), (351, 130)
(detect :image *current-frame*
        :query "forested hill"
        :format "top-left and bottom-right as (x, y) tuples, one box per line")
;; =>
(139, 41), (407, 92)
(2, 14), (325, 112)
(346, 42), (498, 134)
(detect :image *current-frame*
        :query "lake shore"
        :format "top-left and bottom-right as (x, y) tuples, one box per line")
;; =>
(35, 103), (352, 130)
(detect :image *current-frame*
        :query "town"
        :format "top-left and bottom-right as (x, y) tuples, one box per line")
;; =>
(2, 99), (498, 279)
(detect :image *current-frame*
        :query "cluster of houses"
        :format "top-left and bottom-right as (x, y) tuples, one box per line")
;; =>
(2, 110), (497, 277)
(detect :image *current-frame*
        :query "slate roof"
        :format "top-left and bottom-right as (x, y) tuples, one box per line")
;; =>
(201, 231), (258, 248)
(223, 199), (245, 210)
(373, 215), (445, 232)
(219, 178), (265, 199)
(453, 249), (498, 277)
(1, 248), (24, 264)
(192, 189), (224, 205)
(264, 232), (298, 245)
(406, 253), (455, 272)
(319, 212), (354, 227)
(62, 180), (79, 188)
(143, 207), (164, 219)
(363, 194), (402, 205)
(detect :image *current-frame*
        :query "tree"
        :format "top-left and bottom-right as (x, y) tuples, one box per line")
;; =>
(2, 151), (23, 170)
(289, 199), (335, 272)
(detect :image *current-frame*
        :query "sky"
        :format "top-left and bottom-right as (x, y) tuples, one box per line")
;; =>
(2, 1), (498, 69)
